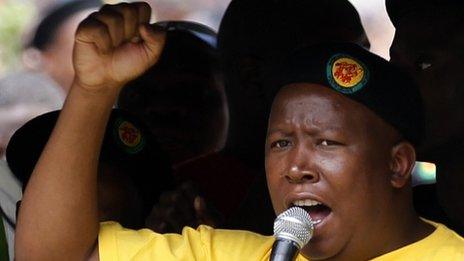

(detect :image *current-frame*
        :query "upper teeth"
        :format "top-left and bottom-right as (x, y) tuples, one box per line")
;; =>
(293, 199), (321, 207)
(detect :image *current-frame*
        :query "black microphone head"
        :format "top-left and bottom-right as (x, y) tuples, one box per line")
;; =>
(273, 207), (314, 249)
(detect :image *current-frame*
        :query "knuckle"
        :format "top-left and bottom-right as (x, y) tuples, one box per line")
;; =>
(95, 8), (123, 25)
(126, 7), (139, 21)
(97, 14), (115, 27)
(106, 7), (124, 18)
(117, 3), (138, 18)
(107, 13), (124, 27)
(95, 24), (109, 39)
(76, 16), (107, 36)
(76, 19), (90, 34)
(111, 2), (129, 9)
(135, 2), (151, 21)
(87, 11), (100, 20)
(99, 4), (113, 12)
(134, 1), (151, 12)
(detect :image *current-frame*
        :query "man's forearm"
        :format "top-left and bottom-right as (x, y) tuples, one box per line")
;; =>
(15, 83), (120, 260)
(15, 2), (164, 259)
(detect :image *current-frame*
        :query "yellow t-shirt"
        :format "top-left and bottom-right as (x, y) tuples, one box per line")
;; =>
(99, 220), (464, 261)
(371, 220), (464, 260)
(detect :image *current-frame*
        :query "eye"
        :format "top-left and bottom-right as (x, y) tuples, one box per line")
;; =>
(318, 139), (340, 147)
(270, 139), (292, 149)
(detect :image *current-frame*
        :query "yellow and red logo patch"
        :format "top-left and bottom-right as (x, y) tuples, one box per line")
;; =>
(118, 121), (141, 147)
(327, 54), (369, 94)
(114, 119), (146, 154)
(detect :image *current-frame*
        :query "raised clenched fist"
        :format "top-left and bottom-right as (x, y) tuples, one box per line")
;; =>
(73, 2), (166, 92)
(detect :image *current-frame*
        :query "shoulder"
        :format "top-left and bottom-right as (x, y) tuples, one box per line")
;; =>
(414, 220), (464, 256)
(98, 222), (275, 261)
(200, 226), (275, 255)
(429, 221), (464, 249)
(375, 220), (464, 260)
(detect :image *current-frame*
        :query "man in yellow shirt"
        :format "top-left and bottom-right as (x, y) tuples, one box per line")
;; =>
(14, 2), (464, 260)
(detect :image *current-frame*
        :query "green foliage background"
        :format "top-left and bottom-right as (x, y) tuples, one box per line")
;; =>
(0, 1), (35, 76)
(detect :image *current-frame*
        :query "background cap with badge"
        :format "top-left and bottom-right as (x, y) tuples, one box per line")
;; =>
(265, 42), (425, 146)
(6, 109), (174, 220)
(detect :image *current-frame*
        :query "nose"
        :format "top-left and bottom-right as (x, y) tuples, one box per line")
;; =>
(285, 146), (319, 184)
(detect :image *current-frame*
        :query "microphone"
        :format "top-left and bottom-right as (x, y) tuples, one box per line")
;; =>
(270, 207), (314, 261)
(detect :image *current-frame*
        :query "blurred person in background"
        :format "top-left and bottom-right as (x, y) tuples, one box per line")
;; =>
(21, 0), (102, 94)
(0, 0), (102, 158)
(7, 106), (217, 235)
(0, 160), (21, 261)
(117, 22), (227, 166)
(388, 0), (464, 235)
(7, 109), (181, 231)
(117, 22), (230, 228)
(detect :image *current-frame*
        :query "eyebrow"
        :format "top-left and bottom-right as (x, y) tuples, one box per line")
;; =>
(267, 118), (345, 135)
(267, 123), (344, 136)
(267, 128), (290, 136)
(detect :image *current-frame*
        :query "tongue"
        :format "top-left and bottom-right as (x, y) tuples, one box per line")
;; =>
(303, 205), (331, 222)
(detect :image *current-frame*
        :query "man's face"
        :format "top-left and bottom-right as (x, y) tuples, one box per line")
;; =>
(390, 7), (464, 155)
(219, 0), (369, 166)
(265, 83), (397, 259)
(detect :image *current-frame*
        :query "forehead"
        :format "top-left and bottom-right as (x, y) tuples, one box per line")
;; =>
(269, 83), (372, 129)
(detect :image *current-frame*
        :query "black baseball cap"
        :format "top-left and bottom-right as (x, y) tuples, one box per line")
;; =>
(6, 109), (174, 217)
(266, 43), (425, 146)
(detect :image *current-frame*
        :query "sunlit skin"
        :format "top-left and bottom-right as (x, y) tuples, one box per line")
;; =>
(265, 83), (433, 260)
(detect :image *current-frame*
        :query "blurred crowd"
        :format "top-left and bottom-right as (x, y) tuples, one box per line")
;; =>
(1, 0), (464, 260)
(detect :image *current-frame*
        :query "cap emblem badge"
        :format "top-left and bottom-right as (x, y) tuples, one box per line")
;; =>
(327, 54), (369, 94)
(114, 119), (145, 154)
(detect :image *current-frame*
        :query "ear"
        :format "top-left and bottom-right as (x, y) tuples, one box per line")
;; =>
(389, 141), (416, 188)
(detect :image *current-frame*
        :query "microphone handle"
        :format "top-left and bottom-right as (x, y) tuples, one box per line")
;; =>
(270, 238), (300, 261)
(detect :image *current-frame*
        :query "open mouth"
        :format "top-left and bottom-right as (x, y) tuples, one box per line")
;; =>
(291, 199), (332, 225)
